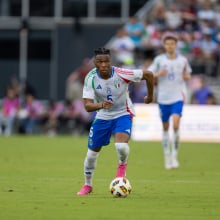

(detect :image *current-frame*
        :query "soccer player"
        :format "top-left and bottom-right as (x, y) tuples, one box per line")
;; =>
(148, 32), (191, 169)
(77, 47), (154, 195)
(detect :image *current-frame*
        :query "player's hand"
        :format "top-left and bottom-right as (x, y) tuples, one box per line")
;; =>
(158, 68), (168, 77)
(144, 96), (153, 104)
(182, 72), (191, 80)
(102, 100), (114, 109)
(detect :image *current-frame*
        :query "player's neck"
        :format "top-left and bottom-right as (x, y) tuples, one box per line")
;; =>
(166, 52), (177, 60)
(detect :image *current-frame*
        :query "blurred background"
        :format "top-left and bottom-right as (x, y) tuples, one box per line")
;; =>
(0, 0), (149, 100)
(0, 0), (220, 137)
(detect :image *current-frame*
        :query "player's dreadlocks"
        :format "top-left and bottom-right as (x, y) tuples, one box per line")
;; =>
(94, 47), (111, 56)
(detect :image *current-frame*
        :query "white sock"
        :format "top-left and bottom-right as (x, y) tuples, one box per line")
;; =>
(172, 130), (179, 158)
(115, 143), (130, 164)
(83, 149), (99, 186)
(162, 131), (170, 156)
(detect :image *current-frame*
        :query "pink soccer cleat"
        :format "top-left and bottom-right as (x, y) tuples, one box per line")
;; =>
(116, 163), (127, 177)
(77, 185), (93, 196)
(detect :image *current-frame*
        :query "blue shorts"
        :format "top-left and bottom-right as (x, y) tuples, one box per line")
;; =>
(159, 101), (183, 123)
(88, 114), (132, 149)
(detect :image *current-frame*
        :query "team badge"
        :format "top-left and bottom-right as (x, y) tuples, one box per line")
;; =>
(89, 138), (93, 146)
(114, 79), (121, 88)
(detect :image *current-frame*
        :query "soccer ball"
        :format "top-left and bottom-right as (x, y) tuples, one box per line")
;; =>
(109, 177), (131, 198)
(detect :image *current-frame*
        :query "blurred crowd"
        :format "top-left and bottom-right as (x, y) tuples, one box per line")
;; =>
(0, 77), (93, 137)
(109, 0), (220, 75)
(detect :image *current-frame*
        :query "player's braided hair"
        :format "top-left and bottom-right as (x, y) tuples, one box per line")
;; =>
(94, 47), (110, 56)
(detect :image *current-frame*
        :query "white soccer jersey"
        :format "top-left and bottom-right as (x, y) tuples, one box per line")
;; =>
(83, 66), (143, 120)
(148, 54), (192, 104)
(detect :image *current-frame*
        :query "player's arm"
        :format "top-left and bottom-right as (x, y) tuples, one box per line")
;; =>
(154, 68), (168, 78)
(83, 98), (113, 112)
(142, 70), (154, 104)
(182, 59), (192, 81)
(182, 71), (191, 81)
(83, 98), (103, 112)
(83, 74), (104, 112)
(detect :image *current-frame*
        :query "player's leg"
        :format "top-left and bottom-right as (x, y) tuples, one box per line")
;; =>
(115, 137), (130, 178)
(162, 122), (173, 169)
(77, 148), (100, 195)
(159, 104), (172, 169)
(77, 119), (111, 196)
(171, 115), (180, 168)
(170, 101), (183, 168)
(113, 115), (131, 177)
(162, 122), (170, 156)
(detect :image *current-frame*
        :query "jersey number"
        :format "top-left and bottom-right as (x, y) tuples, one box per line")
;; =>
(107, 94), (113, 101)
(168, 72), (175, 81)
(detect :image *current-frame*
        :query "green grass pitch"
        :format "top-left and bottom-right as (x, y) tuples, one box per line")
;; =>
(0, 136), (220, 220)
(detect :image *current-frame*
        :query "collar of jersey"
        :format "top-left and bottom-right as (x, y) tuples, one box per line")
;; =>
(96, 67), (114, 79)
(165, 53), (178, 60)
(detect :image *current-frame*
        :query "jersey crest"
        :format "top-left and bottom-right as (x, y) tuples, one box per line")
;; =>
(114, 79), (121, 88)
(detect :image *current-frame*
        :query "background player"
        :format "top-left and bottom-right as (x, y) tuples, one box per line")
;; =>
(148, 32), (191, 169)
(77, 47), (154, 195)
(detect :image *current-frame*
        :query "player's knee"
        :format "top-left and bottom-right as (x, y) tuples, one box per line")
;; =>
(173, 125), (179, 131)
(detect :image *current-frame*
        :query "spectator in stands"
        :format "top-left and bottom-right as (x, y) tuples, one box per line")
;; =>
(44, 100), (64, 136)
(215, 39), (220, 78)
(191, 75), (216, 104)
(124, 16), (145, 49)
(18, 93), (45, 134)
(197, 1), (216, 22)
(179, 2), (197, 31)
(215, 4), (220, 29)
(165, 3), (183, 31)
(200, 28), (218, 76)
(10, 77), (36, 100)
(109, 28), (135, 66)
(0, 86), (20, 136)
(149, 1), (167, 31)
(9, 77), (21, 97)
(72, 99), (92, 135)
(66, 58), (93, 101)
(141, 20), (160, 59)
(61, 99), (92, 135)
(177, 32), (192, 59)
(206, 93), (217, 105)
(60, 99), (78, 134)
(190, 31), (203, 60)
